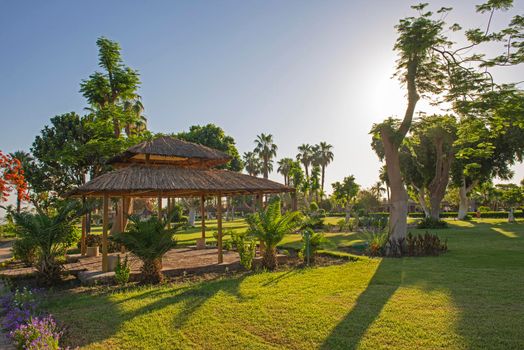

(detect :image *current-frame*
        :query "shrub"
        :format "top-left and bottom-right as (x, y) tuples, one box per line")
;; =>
(405, 231), (447, 256)
(309, 202), (319, 212)
(246, 198), (303, 270)
(114, 255), (130, 285)
(358, 216), (388, 232)
(231, 232), (256, 270)
(337, 219), (349, 232)
(416, 217), (448, 229)
(12, 201), (82, 283)
(364, 232), (388, 257)
(11, 315), (61, 350)
(2, 288), (40, 333)
(300, 229), (324, 265)
(12, 239), (37, 267)
(78, 233), (122, 253)
(111, 215), (177, 284)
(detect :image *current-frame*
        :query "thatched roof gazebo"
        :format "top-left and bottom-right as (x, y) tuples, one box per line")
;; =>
(69, 136), (295, 272)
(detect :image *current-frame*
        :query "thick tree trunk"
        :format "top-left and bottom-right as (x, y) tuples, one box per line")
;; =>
(262, 247), (278, 270)
(381, 135), (409, 241)
(508, 208), (515, 223)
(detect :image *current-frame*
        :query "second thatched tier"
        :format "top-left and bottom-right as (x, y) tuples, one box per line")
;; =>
(69, 165), (294, 197)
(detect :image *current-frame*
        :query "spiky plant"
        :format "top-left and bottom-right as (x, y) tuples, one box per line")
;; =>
(12, 200), (81, 283)
(246, 198), (303, 270)
(111, 215), (177, 284)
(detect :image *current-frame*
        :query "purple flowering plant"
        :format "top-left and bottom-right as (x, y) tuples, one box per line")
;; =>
(11, 315), (61, 350)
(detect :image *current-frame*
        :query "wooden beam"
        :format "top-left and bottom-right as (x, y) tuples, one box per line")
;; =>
(81, 197), (87, 256)
(217, 194), (223, 264)
(102, 194), (109, 272)
(201, 195), (206, 239)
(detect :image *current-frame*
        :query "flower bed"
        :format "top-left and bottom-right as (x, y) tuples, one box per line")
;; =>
(1, 286), (65, 349)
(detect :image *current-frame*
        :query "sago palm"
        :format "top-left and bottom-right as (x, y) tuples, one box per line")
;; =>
(111, 215), (177, 284)
(12, 200), (82, 283)
(246, 198), (302, 270)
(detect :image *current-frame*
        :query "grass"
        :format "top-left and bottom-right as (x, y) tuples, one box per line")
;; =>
(47, 218), (524, 349)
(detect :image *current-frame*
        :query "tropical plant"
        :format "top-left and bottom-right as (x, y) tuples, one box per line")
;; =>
(231, 232), (256, 270)
(277, 158), (294, 186)
(114, 255), (131, 285)
(296, 144), (313, 178)
(12, 239), (37, 267)
(313, 142), (334, 195)
(12, 201), (81, 283)
(254, 133), (278, 179)
(301, 228), (324, 265)
(332, 175), (360, 222)
(246, 198), (302, 270)
(243, 151), (262, 177)
(111, 215), (177, 284)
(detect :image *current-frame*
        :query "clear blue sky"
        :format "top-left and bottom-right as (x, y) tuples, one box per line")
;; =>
(1, 0), (523, 195)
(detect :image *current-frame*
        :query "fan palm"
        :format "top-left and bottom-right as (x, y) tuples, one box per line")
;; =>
(254, 133), (277, 179)
(277, 158), (294, 186)
(243, 151), (262, 177)
(12, 200), (82, 283)
(246, 198), (303, 270)
(296, 144), (313, 178)
(111, 215), (177, 284)
(314, 142), (334, 194)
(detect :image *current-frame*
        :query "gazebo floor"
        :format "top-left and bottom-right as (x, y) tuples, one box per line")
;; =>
(0, 247), (242, 285)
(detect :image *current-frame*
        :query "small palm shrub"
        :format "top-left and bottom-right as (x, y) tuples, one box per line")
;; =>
(111, 215), (177, 284)
(231, 232), (256, 270)
(416, 217), (448, 229)
(12, 201), (82, 283)
(114, 255), (131, 285)
(300, 228), (324, 265)
(365, 232), (388, 257)
(246, 198), (303, 270)
(12, 239), (37, 267)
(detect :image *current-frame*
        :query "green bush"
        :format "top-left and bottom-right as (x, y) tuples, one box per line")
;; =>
(300, 229), (324, 265)
(405, 231), (447, 256)
(364, 232), (388, 257)
(114, 255), (131, 285)
(231, 232), (256, 270)
(416, 217), (448, 229)
(12, 239), (38, 267)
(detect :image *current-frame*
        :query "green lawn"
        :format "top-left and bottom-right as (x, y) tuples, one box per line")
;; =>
(47, 219), (524, 349)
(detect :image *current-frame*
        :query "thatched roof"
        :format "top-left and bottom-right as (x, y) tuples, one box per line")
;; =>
(109, 136), (231, 168)
(69, 165), (294, 197)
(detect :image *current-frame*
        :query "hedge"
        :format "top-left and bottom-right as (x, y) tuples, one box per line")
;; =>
(328, 211), (522, 219)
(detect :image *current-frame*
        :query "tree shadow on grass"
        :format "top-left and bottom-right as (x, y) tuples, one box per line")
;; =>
(320, 259), (402, 350)
(49, 275), (247, 348)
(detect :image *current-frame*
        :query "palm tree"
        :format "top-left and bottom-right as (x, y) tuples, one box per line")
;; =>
(254, 133), (278, 179)
(111, 215), (177, 284)
(371, 181), (385, 200)
(12, 201), (82, 283)
(277, 158), (294, 186)
(9, 150), (32, 213)
(243, 151), (262, 177)
(314, 142), (334, 195)
(296, 144), (313, 178)
(246, 198), (302, 269)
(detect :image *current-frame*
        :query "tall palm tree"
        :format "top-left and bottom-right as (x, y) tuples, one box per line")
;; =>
(314, 142), (334, 194)
(277, 158), (294, 186)
(243, 152), (262, 177)
(254, 133), (277, 179)
(9, 150), (32, 213)
(296, 144), (313, 178)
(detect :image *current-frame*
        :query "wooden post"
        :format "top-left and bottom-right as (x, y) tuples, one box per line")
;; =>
(102, 194), (109, 272)
(167, 198), (172, 229)
(157, 195), (162, 219)
(217, 194), (223, 264)
(201, 195), (206, 239)
(119, 197), (125, 232)
(81, 197), (87, 256)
